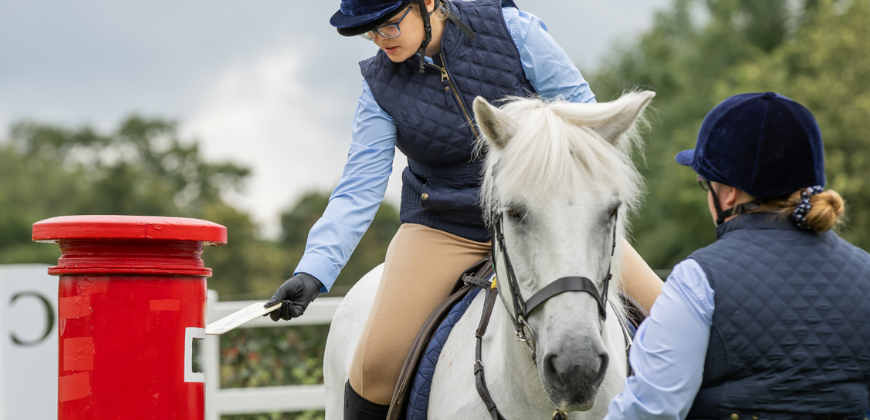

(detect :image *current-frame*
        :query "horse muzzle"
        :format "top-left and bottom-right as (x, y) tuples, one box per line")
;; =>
(539, 336), (610, 411)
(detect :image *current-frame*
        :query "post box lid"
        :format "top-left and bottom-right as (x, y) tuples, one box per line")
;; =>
(32, 215), (227, 245)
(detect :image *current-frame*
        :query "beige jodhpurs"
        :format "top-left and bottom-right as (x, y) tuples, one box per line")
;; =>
(346, 224), (664, 405)
(348, 223), (491, 404)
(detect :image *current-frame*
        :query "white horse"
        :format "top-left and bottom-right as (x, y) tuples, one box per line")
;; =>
(324, 91), (655, 419)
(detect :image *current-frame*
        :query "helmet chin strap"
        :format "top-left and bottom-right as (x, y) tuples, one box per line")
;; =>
(416, 0), (433, 73)
(414, 0), (477, 73)
(710, 186), (762, 226)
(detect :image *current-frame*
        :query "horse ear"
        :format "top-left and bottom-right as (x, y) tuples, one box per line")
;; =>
(473, 97), (516, 149)
(594, 91), (656, 145)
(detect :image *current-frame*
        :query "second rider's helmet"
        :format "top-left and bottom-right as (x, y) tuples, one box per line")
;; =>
(676, 92), (826, 225)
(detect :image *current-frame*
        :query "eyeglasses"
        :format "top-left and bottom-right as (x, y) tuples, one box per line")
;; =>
(698, 175), (712, 192)
(360, 6), (413, 41)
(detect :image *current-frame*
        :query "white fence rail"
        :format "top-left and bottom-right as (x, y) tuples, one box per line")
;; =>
(203, 290), (342, 420)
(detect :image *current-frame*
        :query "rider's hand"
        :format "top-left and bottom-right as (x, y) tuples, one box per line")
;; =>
(264, 273), (324, 321)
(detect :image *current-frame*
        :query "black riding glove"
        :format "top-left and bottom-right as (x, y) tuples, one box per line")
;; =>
(264, 273), (324, 321)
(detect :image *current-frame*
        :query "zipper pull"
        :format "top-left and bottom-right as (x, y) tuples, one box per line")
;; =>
(440, 67), (449, 82)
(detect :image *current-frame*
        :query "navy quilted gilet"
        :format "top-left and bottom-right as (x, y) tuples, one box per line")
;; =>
(687, 213), (870, 420)
(360, 0), (534, 242)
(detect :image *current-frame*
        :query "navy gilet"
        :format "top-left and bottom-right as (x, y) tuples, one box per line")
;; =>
(686, 213), (870, 420)
(360, 0), (534, 242)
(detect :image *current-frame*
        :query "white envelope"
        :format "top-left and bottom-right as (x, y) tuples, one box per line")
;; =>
(206, 301), (282, 335)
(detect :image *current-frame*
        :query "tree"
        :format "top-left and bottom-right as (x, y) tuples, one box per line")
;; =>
(0, 116), (286, 298)
(591, 0), (870, 269)
(7, 117), (249, 214)
(0, 117), (249, 265)
(0, 117), (400, 298)
(720, 0), (870, 249)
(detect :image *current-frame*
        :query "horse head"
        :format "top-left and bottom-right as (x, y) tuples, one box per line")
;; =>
(474, 91), (654, 412)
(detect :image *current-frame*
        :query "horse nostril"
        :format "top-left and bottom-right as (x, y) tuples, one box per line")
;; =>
(543, 353), (560, 380)
(593, 353), (609, 388)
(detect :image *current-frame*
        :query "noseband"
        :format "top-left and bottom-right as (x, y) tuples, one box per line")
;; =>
(489, 207), (618, 361)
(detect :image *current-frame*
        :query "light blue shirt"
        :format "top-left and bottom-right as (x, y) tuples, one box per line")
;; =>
(296, 7), (597, 292)
(605, 259), (715, 419)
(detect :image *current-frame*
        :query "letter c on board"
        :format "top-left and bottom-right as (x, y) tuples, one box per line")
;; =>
(9, 291), (55, 347)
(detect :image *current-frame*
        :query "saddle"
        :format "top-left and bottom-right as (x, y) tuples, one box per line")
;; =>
(385, 256), (649, 420)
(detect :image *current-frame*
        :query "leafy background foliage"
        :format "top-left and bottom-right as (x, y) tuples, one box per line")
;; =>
(2, 1), (868, 418)
(592, 0), (870, 269)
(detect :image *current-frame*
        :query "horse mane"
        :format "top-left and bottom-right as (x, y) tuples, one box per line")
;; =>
(478, 93), (649, 321)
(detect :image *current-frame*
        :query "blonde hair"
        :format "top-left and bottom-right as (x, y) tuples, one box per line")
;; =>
(761, 189), (845, 232)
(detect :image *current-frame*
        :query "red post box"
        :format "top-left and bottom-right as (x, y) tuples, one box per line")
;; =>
(32, 215), (227, 420)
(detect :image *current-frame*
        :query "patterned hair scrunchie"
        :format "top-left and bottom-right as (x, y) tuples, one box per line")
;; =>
(794, 185), (825, 229)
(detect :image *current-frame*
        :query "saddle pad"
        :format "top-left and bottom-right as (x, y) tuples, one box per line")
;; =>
(406, 287), (482, 420)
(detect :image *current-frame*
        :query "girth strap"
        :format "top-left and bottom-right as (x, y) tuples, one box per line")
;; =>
(524, 276), (606, 319)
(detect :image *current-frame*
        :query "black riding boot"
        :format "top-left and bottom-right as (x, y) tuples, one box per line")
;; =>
(344, 381), (390, 420)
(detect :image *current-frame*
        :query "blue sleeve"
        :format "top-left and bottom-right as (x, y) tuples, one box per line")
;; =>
(502, 7), (596, 103)
(605, 259), (715, 419)
(294, 80), (397, 292)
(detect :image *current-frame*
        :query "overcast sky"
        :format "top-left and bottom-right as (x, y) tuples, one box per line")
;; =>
(0, 0), (671, 236)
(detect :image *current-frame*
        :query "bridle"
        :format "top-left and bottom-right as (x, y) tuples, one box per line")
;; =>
(488, 205), (619, 364)
(468, 200), (621, 420)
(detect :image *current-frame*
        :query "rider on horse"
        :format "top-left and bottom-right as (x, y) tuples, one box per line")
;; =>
(264, 1), (664, 418)
(605, 92), (870, 419)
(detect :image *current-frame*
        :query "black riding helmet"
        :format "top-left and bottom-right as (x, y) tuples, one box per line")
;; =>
(330, 0), (475, 72)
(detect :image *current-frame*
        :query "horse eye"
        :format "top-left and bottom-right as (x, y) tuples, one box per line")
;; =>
(507, 209), (523, 219)
(610, 207), (619, 218)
